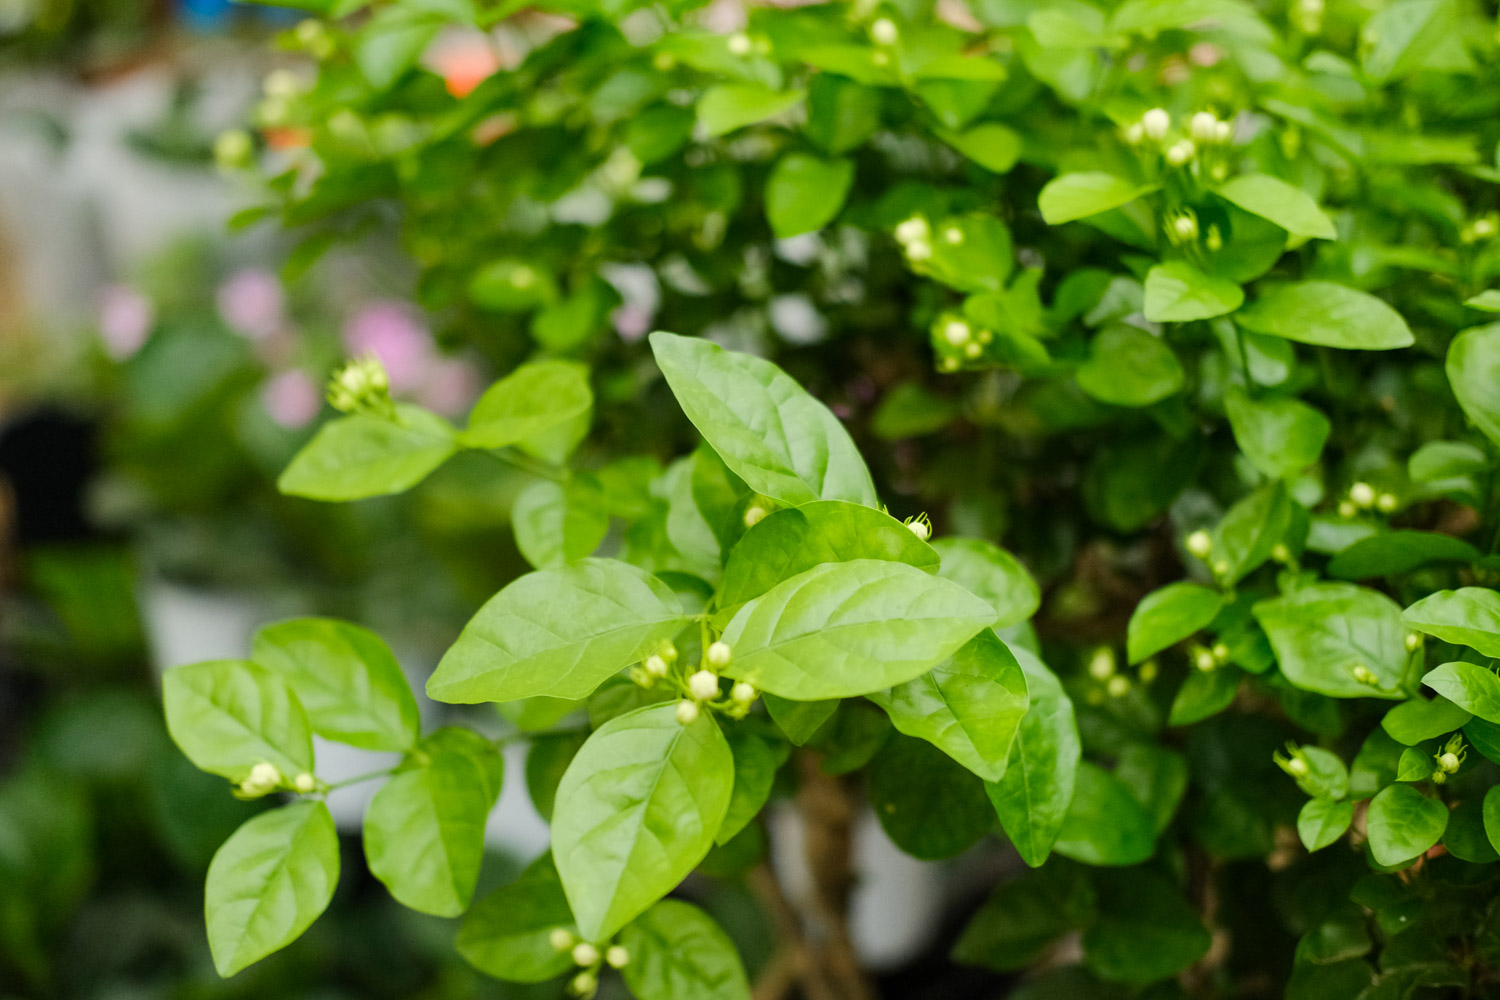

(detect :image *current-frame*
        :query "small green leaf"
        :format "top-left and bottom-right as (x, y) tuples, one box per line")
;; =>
(907, 213), (1015, 294)
(1143, 261), (1245, 322)
(428, 559), (687, 704)
(763, 694), (838, 745)
(1038, 173), (1157, 224)
(252, 618), (419, 752)
(650, 332), (877, 508)
(805, 74), (881, 155)
(456, 854), (575, 983)
(1381, 696), (1472, 745)
(1254, 583), (1407, 699)
(1169, 666), (1240, 726)
(1215, 174), (1337, 240)
(1327, 531), (1478, 580)
(206, 801), (339, 976)
(363, 751), (492, 917)
(937, 122), (1022, 173)
(1466, 290), (1500, 312)
(867, 734), (997, 860)
(511, 476), (610, 569)
(1223, 386), (1331, 480)
(1421, 662), (1500, 725)
(1075, 326), (1185, 406)
(869, 630), (1030, 782)
(619, 899), (752, 1000)
(1127, 582), (1223, 664)
(718, 559), (995, 700)
(1298, 798), (1355, 852)
(461, 360), (592, 450)
(552, 703), (733, 941)
(697, 83), (805, 136)
(1403, 587), (1500, 657)
(1235, 283), (1414, 350)
(765, 153), (855, 239)
(1211, 481), (1295, 585)
(163, 660), (314, 781)
(986, 649), (1080, 867)
(1366, 783), (1448, 866)
(717, 732), (778, 845)
(1396, 747), (1431, 782)
(1484, 786), (1500, 857)
(1053, 761), (1156, 866)
(931, 537), (1040, 630)
(278, 406), (457, 501)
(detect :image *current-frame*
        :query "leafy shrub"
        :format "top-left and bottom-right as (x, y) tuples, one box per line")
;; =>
(166, 0), (1500, 996)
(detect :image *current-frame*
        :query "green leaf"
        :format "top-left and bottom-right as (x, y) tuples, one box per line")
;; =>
(278, 406), (458, 501)
(1446, 795), (1497, 863)
(867, 734), (997, 859)
(619, 900), (751, 1000)
(938, 122), (1022, 173)
(696, 84), (805, 136)
(163, 660), (314, 781)
(252, 618), (419, 752)
(1169, 666), (1241, 726)
(1254, 583), (1407, 699)
(457, 854), (575, 983)
(1484, 786), (1500, 857)
(1403, 588), (1500, 657)
(1396, 747), (1431, 782)
(717, 559), (995, 700)
(1082, 869), (1211, 985)
(1466, 291), (1500, 312)
(363, 752), (491, 917)
(1053, 761), (1155, 866)
(717, 732), (778, 845)
(1421, 662), (1500, 725)
(650, 332), (877, 508)
(952, 865), (1094, 972)
(1038, 173), (1157, 224)
(1298, 798), (1355, 852)
(428, 559), (687, 704)
(717, 501), (937, 612)
(1381, 696), (1472, 745)
(355, 5), (444, 89)
(1127, 582), (1223, 664)
(907, 213), (1015, 294)
(1075, 325), (1184, 406)
(1327, 531), (1479, 580)
(469, 259), (558, 312)
(511, 476), (610, 569)
(1223, 386), (1331, 480)
(206, 801), (339, 976)
(1235, 283), (1414, 350)
(461, 360), (593, 450)
(1215, 174), (1337, 240)
(1211, 481), (1295, 585)
(765, 153), (855, 239)
(931, 537), (1040, 630)
(1143, 262), (1245, 322)
(804, 74), (881, 155)
(552, 703), (733, 941)
(986, 649), (1080, 867)
(1366, 783), (1448, 866)
(868, 630), (1030, 782)
(525, 731), (588, 821)
(763, 693), (838, 745)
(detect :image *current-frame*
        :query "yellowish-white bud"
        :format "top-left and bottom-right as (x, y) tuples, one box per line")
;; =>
(572, 942), (600, 966)
(894, 217), (929, 244)
(689, 669), (720, 701)
(248, 762), (281, 787)
(293, 772), (317, 794)
(1172, 214), (1199, 241)
(1142, 107), (1170, 140)
(963, 341), (983, 359)
(1351, 663), (1375, 684)
(1212, 559), (1230, 577)
(605, 945), (630, 968)
(644, 654), (668, 678)
(706, 642), (733, 669)
(943, 320), (971, 346)
(731, 681), (757, 704)
(1338, 500), (1357, 518)
(1211, 643), (1229, 663)
(1438, 751), (1461, 773)
(570, 970), (598, 997)
(1271, 543), (1291, 563)
(550, 929), (576, 951)
(1186, 529), (1213, 559)
(942, 225), (963, 245)
(1349, 482), (1376, 508)
(1088, 647), (1115, 680)
(1195, 648), (1217, 672)
(870, 17), (899, 46)
(1286, 756), (1309, 778)
(906, 240), (932, 261)
(1123, 122), (1145, 144)
(1214, 120), (1233, 143)
(1405, 632), (1422, 651)
(1139, 659), (1159, 683)
(214, 129), (254, 171)
(676, 700), (700, 725)
(727, 32), (752, 56)
(744, 504), (768, 528)
(1190, 111), (1218, 143)
(1165, 139), (1197, 166)
(1376, 493), (1398, 513)
(263, 68), (303, 100)
(1107, 675), (1130, 698)
(908, 518), (931, 541)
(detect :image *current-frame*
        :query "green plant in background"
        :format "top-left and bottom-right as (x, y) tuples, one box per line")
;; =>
(154, 0), (1500, 996)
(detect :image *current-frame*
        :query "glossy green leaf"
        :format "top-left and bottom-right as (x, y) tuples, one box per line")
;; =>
(252, 618), (419, 752)
(1366, 783), (1447, 866)
(1381, 696), (1472, 745)
(931, 537), (1041, 630)
(163, 660), (314, 781)
(1211, 481), (1294, 585)
(986, 649), (1080, 867)
(278, 406), (457, 501)
(718, 559), (995, 700)
(1169, 666), (1241, 726)
(1075, 325), (1184, 406)
(1298, 798), (1355, 852)
(951, 865), (1094, 972)
(650, 332), (877, 508)
(1224, 386), (1331, 480)
(1053, 762), (1156, 866)
(461, 360), (592, 450)
(1235, 283), (1414, 350)
(1126, 582), (1223, 664)
(696, 83), (805, 136)
(1421, 662), (1500, 724)
(868, 734), (997, 859)
(1082, 869), (1211, 985)
(456, 853), (575, 983)
(1466, 290), (1500, 312)
(908, 213), (1014, 294)
(716, 732), (777, 845)
(1254, 583), (1407, 698)
(511, 476), (610, 569)
(619, 899), (751, 1000)
(938, 122), (1022, 173)
(1327, 531), (1478, 580)
(869, 630), (1030, 782)
(525, 730), (588, 821)
(804, 74), (881, 154)
(763, 693), (838, 745)
(428, 559), (687, 704)
(552, 703), (733, 941)
(1038, 173), (1157, 224)
(1216, 174), (1337, 240)
(1143, 261), (1244, 322)
(1403, 587), (1500, 657)
(765, 153), (854, 239)
(1114, 743), (1188, 834)
(206, 801), (339, 976)
(717, 501), (937, 612)
(1484, 786), (1500, 857)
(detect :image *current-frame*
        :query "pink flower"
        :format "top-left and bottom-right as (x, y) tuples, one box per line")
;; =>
(612, 304), (652, 343)
(343, 302), (433, 391)
(418, 358), (483, 416)
(261, 370), (322, 429)
(98, 284), (154, 360)
(218, 268), (286, 340)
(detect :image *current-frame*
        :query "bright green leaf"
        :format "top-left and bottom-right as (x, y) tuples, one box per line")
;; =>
(278, 406), (457, 501)
(1038, 173), (1157, 224)
(163, 660), (314, 781)
(1053, 761), (1156, 866)
(931, 537), (1041, 630)
(619, 899), (752, 1000)
(986, 649), (1080, 867)
(1143, 261), (1244, 322)
(1127, 582), (1223, 664)
(456, 854), (575, 983)
(1421, 662), (1500, 725)
(765, 153), (855, 239)
(461, 360), (592, 450)
(1235, 283), (1414, 350)
(1298, 798), (1355, 852)
(1224, 386), (1331, 480)
(1216, 174), (1337, 240)
(1255, 583), (1407, 699)
(1366, 783), (1447, 866)
(1403, 588), (1500, 657)
(697, 84), (805, 136)
(1075, 325), (1184, 406)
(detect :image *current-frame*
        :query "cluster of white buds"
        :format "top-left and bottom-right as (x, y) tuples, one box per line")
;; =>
(1189, 111), (1234, 146)
(869, 17), (899, 46)
(1190, 642), (1230, 672)
(1462, 213), (1499, 244)
(631, 643), (677, 688)
(1339, 481), (1398, 518)
(238, 762), (284, 798)
(931, 314), (993, 370)
(1350, 663), (1378, 686)
(1432, 735), (1467, 783)
(327, 355), (395, 417)
(894, 215), (932, 262)
(904, 512), (932, 541)
(689, 669), (721, 701)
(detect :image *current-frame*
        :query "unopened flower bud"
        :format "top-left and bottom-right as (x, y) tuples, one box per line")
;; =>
(644, 654), (669, 677)
(1213, 120), (1232, 143)
(550, 928), (576, 952)
(727, 32), (752, 56)
(1338, 500), (1357, 518)
(894, 217), (929, 245)
(1142, 107), (1170, 140)
(1271, 543), (1291, 563)
(963, 341), (983, 359)
(1165, 139), (1196, 166)
(1405, 632), (1422, 651)
(248, 762), (280, 787)
(870, 17), (899, 46)
(689, 669), (720, 701)
(605, 945), (630, 968)
(1433, 770), (1448, 784)
(1107, 675), (1130, 698)
(263, 68), (303, 100)
(942, 226), (963, 245)
(215, 129), (254, 171)
(1172, 214), (1199, 241)
(1438, 751), (1460, 773)
(1190, 111), (1219, 143)
(1212, 559), (1229, 577)
(1123, 122), (1145, 144)
(1211, 643), (1229, 663)
(943, 320), (971, 346)
(1195, 648), (1217, 672)
(1205, 225), (1223, 252)
(570, 970), (598, 997)
(1286, 756), (1309, 778)
(676, 700), (701, 725)
(293, 772), (317, 794)
(572, 942), (600, 966)
(706, 642), (733, 669)
(731, 682), (757, 704)
(1349, 482), (1376, 508)
(1351, 663), (1375, 684)
(1139, 659), (1159, 683)
(1376, 493), (1398, 513)
(1186, 530), (1212, 559)
(744, 504), (768, 527)
(906, 240), (932, 261)
(1088, 647), (1115, 680)
(908, 518), (930, 541)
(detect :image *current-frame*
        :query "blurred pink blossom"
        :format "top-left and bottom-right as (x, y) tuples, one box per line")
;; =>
(261, 370), (322, 429)
(612, 304), (652, 343)
(343, 301), (433, 391)
(419, 358), (483, 416)
(218, 268), (286, 340)
(98, 284), (154, 360)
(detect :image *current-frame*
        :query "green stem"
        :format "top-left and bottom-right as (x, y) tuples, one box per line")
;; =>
(320, 766), (397, 792)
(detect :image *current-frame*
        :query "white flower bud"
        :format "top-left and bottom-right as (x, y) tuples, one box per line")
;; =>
(248, 762), (281, 787)
(1438, 751), (1460, 773)
(731, 682), (757, 704)
(689, 669), (720, 701)
(1405, 632), (1422, 651)
(676, 700), (700, 725)
(1195, 648), (1217, 672)
(1107, 675), (1130, 698)
(263, 68), (303, 100)
(293, 772), (317, 794)
(605, 945), (630, 968)
(744, 504), (768, 527)
(727, 32), (752, 56)
(570, 970), (598, 997)
(550, 928), (576, 952)
(1172, 214), (1199, 241)
(905, 239), (932, 261)
(1271, 543), (1291, 563)
(706, 642), (733, 669)
(1211, 643), (1229, 663)
(1205, 225), (1223, 251)
(1214, 120), (1233, 143)
(1349, 482), (1376, 508)
(1088, 647), (1115, 680)
(1139, 659), (1159, 683)
(963, 341), (983, 359)
(1190, 111), (1219, 143)
(1338, 500), (1357, 518)
(1475, 217), (1498, 239)
(1142, 107), (1170, 140)
(942, 226), (963, 245)
(644, 654), (669, 678)
(1376, 493), (1398, 513)
(1123, 122), (1145, 144)
(908, 519), (930, 541)
(1165, 139), (1196, 166)
(1351, 663), (1375, 684)
(894, 217), (929, 245)
(1212, 559), (1230, 577)
(1286, 756), (1309, 778)
(943, 320), (971, 346)
(572, 942), (600, 966)
(1186, 530), (1212, 559)
(214, 129), (254, 170)
(870, 17), (899, 46)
